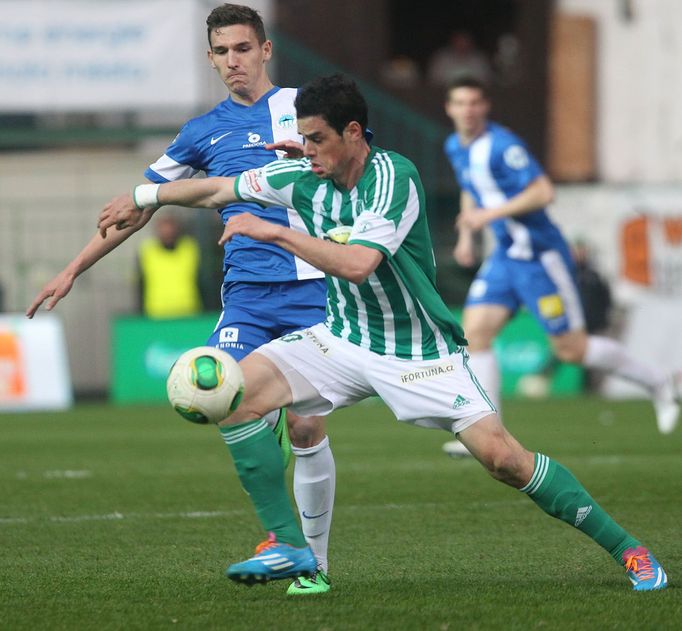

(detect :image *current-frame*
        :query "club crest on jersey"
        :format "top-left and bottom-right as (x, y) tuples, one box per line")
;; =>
(245, 169), (263, 193)
(503, 145), (530, 170)
(278, 113), (296, 128)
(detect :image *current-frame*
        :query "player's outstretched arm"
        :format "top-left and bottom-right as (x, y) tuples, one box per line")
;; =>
(26, 208), (156, 318)
(97, 176), (237, 237)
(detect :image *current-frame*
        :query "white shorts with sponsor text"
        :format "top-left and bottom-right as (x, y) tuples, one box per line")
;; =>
(254, 323), (496, 435)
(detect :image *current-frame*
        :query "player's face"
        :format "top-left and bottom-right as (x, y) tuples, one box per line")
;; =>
(445, 87), (490, 137)
(207, 24), (272, 99)
(298, 116), (351, 181)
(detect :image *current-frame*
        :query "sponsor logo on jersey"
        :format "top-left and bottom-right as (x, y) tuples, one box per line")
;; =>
(243, 132), (267, 148)
(537, 294), (564, 319)
(219, 327), (239, 343)
(210, 131), (233, 145)
(245, 169), (263, 193)
(278, 113), (296, 128)
(400, 362), (454, 384)
(575, 505), (592, 527)
(503, 145), (530, 169)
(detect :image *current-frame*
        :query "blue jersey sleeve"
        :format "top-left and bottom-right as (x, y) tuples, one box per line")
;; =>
(145, 121), (202, 183)
(491, 132), (543, 191)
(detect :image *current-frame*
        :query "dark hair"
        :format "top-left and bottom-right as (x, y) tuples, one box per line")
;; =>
(206, 4), (267, 46)
(446, 75), (490, 99)
(294, 74), (368, 136)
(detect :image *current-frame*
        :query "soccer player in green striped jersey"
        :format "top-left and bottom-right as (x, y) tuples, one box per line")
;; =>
(98, 74), (667, 592)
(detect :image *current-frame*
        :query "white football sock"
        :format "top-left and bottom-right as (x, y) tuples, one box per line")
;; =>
(467, 350), (502, 413)
(583, 335), (665, 391)
(261, 408), (281, 428)
(292, 435), (335, 574)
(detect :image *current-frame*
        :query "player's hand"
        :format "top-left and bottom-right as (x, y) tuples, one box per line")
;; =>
(457, 206), (490, 232)
(219, 213), (281, 246)
(26, 269), (76, 318)
(97, 193), (144, 238)
(452, 241), (476, 268)
(265, 140), (305, 159)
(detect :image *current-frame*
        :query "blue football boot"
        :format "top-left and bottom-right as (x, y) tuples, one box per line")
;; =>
(226, 533), (316, 586)
(623, 546), (668, 591)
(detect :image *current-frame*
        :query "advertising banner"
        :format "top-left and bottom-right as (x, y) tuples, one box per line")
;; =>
(0, 313), (73, 412)
(111, 314), (218, 404)
(0, 0), (201, 111)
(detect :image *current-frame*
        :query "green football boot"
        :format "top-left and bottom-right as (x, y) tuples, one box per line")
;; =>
(286, 570), (331, 595)
(272, 408), (292, 469)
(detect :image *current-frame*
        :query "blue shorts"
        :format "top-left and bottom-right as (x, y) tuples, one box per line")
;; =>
(465, 248), (585, 335)
(206, 279), (327, 361)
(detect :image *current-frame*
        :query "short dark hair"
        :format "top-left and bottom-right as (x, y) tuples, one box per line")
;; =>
(446, 75), (490, 99)
(294, 74), (368, 136)
(206, 4), (267, 46)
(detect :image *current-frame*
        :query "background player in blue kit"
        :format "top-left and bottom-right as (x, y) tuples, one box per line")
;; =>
(443, 76), (680, 440)
(26, 4), (334, 595)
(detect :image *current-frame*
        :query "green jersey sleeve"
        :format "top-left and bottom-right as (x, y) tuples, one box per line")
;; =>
(347, 152), (422, 258)
(235, 158), (310, 208)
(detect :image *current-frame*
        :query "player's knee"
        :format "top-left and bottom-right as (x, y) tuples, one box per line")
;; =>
(553, 342), (583, 364)
(479, 444), (530, 487)
(287, 412), (325, 447)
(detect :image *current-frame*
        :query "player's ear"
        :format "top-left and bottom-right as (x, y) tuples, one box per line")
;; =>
(207, 50), (216, 69)
(262, 39), (273, 62)
(344, 121), (364, 142)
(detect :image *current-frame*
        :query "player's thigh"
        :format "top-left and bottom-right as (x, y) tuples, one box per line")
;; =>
(512, 251), (585, 336)
(462, 304), (511, 350)
(255, 324), (374, 418)
(224, 352), (293, 425)
(369, 350), (496, 433)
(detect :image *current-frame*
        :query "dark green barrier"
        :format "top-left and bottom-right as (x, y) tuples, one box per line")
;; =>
(111, 310), (582, 404)
(111, 314), (219, 404)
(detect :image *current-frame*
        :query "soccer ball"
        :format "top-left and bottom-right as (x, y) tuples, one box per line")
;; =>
(166, 346), (244, 424)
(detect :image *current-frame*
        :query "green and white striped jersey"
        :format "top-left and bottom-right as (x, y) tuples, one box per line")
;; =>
(235, 146), (467, 360)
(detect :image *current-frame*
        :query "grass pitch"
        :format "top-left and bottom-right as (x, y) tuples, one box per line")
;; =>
(1, 397), (681, 630)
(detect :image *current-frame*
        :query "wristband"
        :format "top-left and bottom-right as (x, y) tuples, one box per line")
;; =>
(133, 184), (160, 210)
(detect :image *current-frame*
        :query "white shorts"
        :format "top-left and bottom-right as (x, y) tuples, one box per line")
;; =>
(254, 323), (496, 435)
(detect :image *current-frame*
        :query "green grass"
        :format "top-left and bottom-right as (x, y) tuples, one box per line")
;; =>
(1, 398), (681, 630)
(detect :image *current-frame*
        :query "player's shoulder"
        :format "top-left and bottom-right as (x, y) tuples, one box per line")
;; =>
(370, 147), (418, 177)
(444, 131), (462, 153)
(488, 121), (527, 148)
(262, 157), (313, 182)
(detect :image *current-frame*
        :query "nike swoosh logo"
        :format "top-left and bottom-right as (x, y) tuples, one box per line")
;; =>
(301, 510), (329, 520)
(210, 131), (233, 145)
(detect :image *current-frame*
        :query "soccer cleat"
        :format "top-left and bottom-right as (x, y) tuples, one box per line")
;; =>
(286, 569), (331, 595)
(622, 546), (668, 591)
(652, 372), (682, 434)
(225, 533), (316, 586)
(272, 408), (292, 469)
(442, 439), (473, 458)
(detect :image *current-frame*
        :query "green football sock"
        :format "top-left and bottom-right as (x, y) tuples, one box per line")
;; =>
(521, 453), (639, 564)
(220, 419), (306, 548)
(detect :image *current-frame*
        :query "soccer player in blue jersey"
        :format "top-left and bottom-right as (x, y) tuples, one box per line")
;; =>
(26, 4), (333, 595)
(97, 73), (668, 593)
(443, 76), (680, 441)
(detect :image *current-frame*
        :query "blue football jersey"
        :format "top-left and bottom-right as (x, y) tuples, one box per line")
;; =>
(145, 86), (323, 283)
(444, 121), (567, 260)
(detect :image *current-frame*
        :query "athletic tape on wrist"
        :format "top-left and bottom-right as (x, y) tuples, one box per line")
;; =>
(133, 184), (160, 210)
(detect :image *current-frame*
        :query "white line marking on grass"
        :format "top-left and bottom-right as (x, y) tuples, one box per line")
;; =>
(43, 470), (92, 479)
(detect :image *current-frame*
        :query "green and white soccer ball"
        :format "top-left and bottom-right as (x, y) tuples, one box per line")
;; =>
(166, 346), (244, 424)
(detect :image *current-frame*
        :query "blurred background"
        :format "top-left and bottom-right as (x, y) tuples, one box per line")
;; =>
(1, 0), (681, 407)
